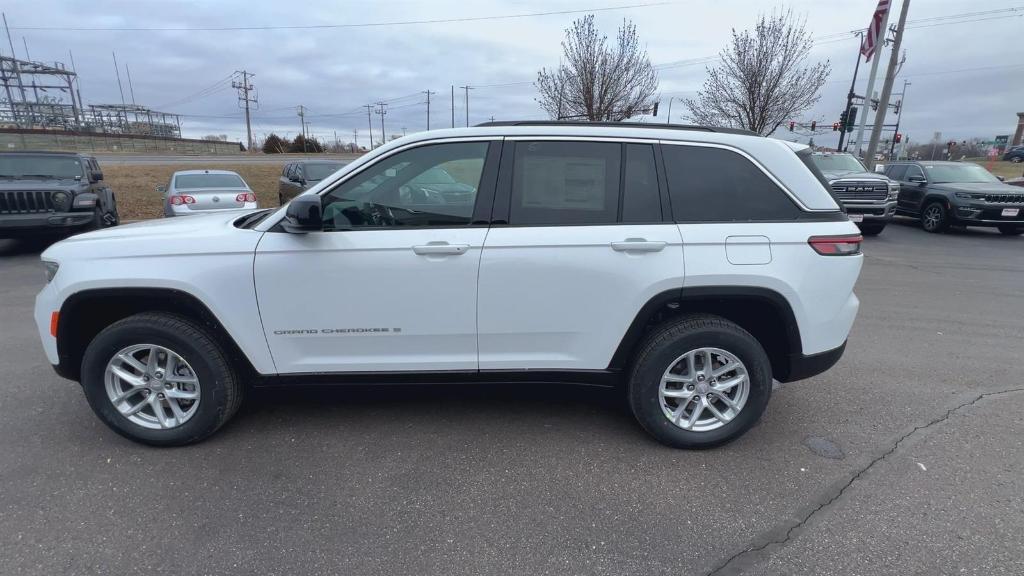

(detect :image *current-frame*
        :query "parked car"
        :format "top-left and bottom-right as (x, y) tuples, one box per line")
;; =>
(160, 170), (257, 217)
(809, 152), (898, 235)
(885, 160), (1024, 235)
(1002, 145), (1024, 163)
(278, 160), (346, 204)
(0, 151), (118, 238)
(35, 121), (863, 448)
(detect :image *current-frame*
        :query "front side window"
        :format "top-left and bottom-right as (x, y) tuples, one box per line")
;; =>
(321, 141), (488, 230)
(509, 141), (621, 225)
(664, 145), (801, 222)
(885, 164), (908, 181)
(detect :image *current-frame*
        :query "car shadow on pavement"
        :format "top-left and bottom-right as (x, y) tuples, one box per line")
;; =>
(0, 237), (59, 257)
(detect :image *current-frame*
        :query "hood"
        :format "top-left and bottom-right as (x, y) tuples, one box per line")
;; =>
(929, 182), (1023, 194)
(0, 178), (86, 191)
(42, 210), (262, 263)
(820, 169), (892, 182)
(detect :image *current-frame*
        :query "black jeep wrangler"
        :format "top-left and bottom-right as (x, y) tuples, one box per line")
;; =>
(0, 151), (119, 238)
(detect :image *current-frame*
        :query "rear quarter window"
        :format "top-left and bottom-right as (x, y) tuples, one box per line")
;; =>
(664, 145), (803, 222)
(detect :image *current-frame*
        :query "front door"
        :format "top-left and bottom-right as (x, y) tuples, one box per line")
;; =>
(255, 140), (498, 373)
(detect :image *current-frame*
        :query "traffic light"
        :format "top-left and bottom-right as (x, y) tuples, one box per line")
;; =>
(839, 110), (848, 125)
(845, 107), (858, 132)
(894, 133), (902, 143)
(832, 122), (840, 132)
(788, 121), (795, 132)
(810, 121), (817, 131)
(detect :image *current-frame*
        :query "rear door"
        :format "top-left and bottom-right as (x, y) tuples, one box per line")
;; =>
(477, 139), (684, 370)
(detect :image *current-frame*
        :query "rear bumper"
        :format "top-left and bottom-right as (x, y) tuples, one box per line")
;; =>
(779, 340), (847, 383)
(0, 211), (93, 234)
(845, 201), (896, 222)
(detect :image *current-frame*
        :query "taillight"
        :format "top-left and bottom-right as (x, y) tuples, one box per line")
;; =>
(236, 192), (257, 202)
(170, 195), (196, 205)
(808, 234), (863, 256)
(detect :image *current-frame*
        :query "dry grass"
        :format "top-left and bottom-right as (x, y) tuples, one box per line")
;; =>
(976, 160), (1023, 181)
(104, 163), (287, 220)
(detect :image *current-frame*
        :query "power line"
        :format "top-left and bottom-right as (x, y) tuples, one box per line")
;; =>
(9, 2), (673, 31)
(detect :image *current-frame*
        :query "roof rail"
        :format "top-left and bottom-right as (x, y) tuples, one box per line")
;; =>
(474, 120), (759, 137)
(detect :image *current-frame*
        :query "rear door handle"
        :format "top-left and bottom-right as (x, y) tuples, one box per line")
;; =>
(412, 242), (470, 256)
(610, 239), (667, 252)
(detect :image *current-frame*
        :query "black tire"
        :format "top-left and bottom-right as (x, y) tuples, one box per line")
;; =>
(920, 201), (948, 233)
(998, 225), (1023, 236)
(858, 222), (886, 236)
(1010, 156), (1023, 164)
(628, 314), (772, 449)
(279, 194), (285, 206)
(80, 312), (244, 446)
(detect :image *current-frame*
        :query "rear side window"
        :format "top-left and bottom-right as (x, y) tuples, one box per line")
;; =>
(622, 144), (662, 223)
(510, 141), (621, 225)
(663, 145), (802, 222)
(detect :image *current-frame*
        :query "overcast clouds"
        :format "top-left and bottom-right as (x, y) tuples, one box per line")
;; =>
(4, 0), (1022, 147)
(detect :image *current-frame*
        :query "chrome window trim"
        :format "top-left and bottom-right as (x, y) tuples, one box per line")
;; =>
(659, 140), (824, 212)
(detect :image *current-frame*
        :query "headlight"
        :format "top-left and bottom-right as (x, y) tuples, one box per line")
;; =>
(42, 260), (59, 283)
(954, 192), (984, 200)
(887, 183), (899, 200)
(51, 191), (70, 210)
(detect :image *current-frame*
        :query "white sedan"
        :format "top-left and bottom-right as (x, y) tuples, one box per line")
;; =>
(159, 170), (257, 217)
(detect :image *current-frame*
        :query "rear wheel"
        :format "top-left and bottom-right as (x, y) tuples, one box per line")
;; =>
(628, 314), (772, 449)
(858, 222), (886, 236)
(998, 225), (1023, 236)
(80, 312), (244, 446)
(921, 201), (948, 233)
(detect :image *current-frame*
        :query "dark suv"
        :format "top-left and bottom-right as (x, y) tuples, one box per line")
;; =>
(1002, 145), (1024, 163)
(809, 152), (897, 235)
(278, 160), (346, 205)
(0, 151), (119, 238)
(885, 160), (1024, 235)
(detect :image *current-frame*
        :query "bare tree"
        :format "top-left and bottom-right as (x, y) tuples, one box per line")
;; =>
(535, 16), (658, 121)
(685, 10), (829, 135)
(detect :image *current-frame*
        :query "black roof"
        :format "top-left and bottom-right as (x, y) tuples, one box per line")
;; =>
(474, 120), (759, 136)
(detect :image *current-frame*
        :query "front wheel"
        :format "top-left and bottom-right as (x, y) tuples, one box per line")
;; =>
(921, 202), (948, 233)
(628, 314), (772, 449)
(858, 222), (886, 236)
(80, 312), (244, 446)
(998, 225), (1023, 236)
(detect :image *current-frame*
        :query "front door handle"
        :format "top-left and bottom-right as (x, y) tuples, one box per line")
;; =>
(412, 242), (470, 256)
(610, 238), (667, 252)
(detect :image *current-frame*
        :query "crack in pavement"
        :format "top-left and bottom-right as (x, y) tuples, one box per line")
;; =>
(704, 386), (1024, 576)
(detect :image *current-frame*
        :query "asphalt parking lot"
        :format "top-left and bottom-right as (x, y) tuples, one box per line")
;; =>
(1, 220), (1022, 576)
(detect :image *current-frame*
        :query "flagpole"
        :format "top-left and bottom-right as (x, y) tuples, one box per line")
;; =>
(853, 2), (892, 158)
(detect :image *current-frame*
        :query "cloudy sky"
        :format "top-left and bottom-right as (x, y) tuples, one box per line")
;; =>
(4, 0), (1022, 148)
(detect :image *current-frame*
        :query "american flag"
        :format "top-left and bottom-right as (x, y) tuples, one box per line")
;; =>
(860, 0), (891, 62)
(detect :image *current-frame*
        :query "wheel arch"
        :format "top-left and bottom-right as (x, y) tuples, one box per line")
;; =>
(608, 287), (803, 381)
(56, 287), (257, 382)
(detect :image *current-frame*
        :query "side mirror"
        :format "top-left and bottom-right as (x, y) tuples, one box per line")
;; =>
(90, 170), (104, 182)
(290, 175), (305, 184)
(282, 195), (322, 233)
(156, 185), (166, 193)
(908, 177), (926, 185)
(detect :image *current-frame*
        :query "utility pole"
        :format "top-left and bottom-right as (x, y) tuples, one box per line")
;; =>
(888, 80), (910, 159)
(112, 52), (126, 108)
(865, 0), (910, 171)
(853, 4), (892, 157)
(423, 90), (435, 130)
(233, 71), (257, 153)
(352, 128), (358, 151)
(363, 104), (374, 148)
(459, 85), (473, 127)
(837, 30), (865, 152)
(375, 102), (387, 143)
(665, 97), (675, 125)
(124, 64), (136, 105)
(296, 105), (307, 153)
(450, 85), (455, 128)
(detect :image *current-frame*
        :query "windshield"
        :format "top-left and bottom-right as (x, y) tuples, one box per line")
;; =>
(810, 154), (865, 173)
(174, 173), (247, 189)
(0, 155), (85, 179)
(922, 164), (1000, 184)
(303, 163), (343, 181)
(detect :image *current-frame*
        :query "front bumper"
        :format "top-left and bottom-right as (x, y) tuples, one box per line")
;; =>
(950, 203), (1024, 227)
(0, 211), (93, 233)
(844, 200), (896, 222)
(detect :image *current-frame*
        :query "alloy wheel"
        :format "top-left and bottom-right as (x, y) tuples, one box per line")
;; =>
(104, 344), (201, 430)
(923, 204), (942, 231)
(659, 347), (750, 432)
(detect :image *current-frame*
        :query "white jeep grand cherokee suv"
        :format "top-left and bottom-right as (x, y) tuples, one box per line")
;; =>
(34, 122), (862, 448)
